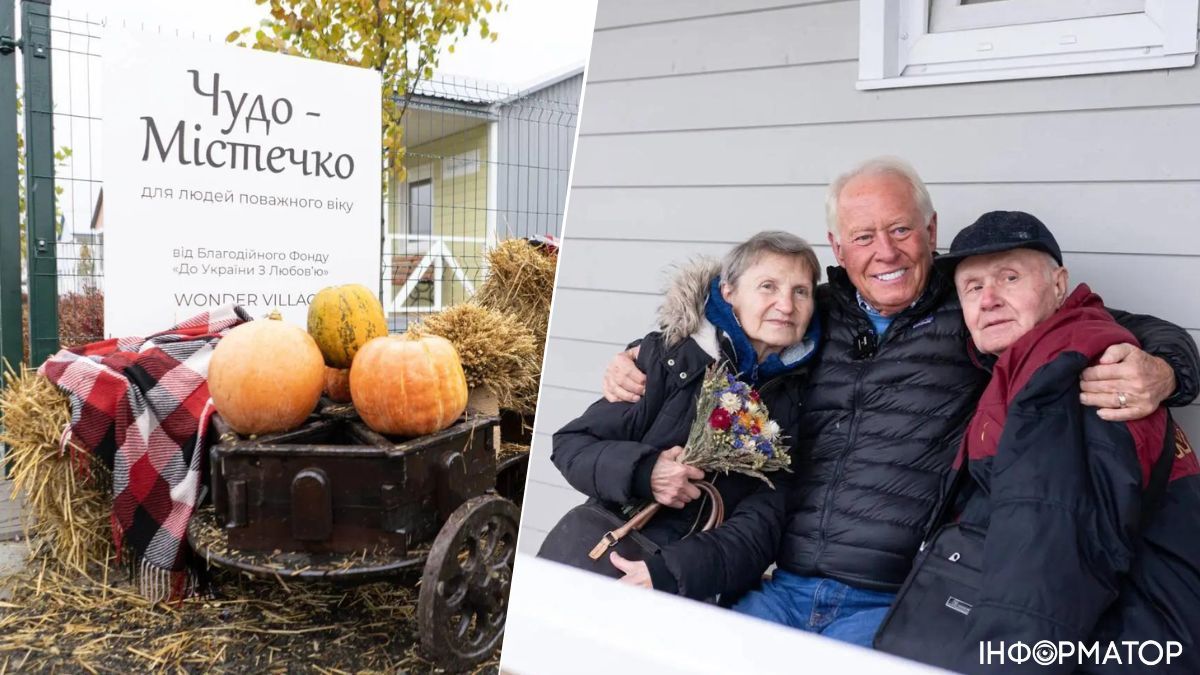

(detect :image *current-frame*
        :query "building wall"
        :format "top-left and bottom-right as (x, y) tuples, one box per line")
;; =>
(495, 73), (583, 240)
(521, 0), (1200, 553)
(392, 123), (490, 315)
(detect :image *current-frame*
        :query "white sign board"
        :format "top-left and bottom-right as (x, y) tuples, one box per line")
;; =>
(103, 30), (381, 336)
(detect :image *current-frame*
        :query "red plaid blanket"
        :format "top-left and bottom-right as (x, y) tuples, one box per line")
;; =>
(39, 305), (250, 599)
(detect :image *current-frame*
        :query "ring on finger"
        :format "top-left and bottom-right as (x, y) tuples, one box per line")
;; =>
(1117, 391), (1128, 409)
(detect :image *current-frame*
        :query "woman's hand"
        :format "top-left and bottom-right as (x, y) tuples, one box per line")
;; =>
(609, 552), (652, 589)
(651, 446), (704, 508)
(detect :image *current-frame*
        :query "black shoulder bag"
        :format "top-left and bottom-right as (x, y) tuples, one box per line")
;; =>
(536, 481), (725, 580)
(874, 419), (1178, 666)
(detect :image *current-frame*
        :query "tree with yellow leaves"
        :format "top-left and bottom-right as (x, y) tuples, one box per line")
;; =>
(228, 0), (504, 187)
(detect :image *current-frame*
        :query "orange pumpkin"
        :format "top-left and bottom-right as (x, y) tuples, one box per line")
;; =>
(350, 333), (468, 436)
(209, 314), (325, 435)
(323, 366), (352, 403)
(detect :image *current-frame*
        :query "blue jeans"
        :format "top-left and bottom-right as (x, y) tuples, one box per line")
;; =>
(731, 570), (896, 647)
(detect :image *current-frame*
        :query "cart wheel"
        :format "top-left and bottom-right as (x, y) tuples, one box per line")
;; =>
(418, 494), (520, 669)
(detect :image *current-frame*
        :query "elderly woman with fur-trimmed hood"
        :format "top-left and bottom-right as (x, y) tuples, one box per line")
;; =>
(540, 231), (822, 599)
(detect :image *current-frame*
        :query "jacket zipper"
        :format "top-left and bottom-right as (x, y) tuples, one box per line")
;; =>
(810, 294), (938, 561)
(808, 275), (945, 561)
(813, 352), (871, 562)
(812, 307), (883, 562)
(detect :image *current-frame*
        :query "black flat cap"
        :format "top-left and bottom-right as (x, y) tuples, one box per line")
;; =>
(935, 210), (1062, 272)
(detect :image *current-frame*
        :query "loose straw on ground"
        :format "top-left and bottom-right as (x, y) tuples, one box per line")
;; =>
(0, 562), (497, 673)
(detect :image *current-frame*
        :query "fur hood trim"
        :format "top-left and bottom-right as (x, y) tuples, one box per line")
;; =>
(657, 257), (721, 349)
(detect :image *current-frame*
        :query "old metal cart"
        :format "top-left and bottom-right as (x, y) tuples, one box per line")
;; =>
(188, 401), (528, 669)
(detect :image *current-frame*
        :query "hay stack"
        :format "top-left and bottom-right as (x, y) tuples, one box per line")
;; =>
(411, 304), (539, 414)
(473, 239), (557, 411)
(474, 239), (556, 344)
(0, 367), (112, 576)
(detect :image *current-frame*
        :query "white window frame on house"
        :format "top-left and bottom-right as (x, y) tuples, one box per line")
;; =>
(928, 0), (1146, 33)
(858, 0), (1199, 90)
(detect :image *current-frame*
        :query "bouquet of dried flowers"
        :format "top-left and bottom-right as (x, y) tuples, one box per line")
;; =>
(589, 363), (792, 560)
(680, 364), (791, 487)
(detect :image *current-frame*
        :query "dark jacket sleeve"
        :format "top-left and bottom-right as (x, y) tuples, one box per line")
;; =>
(655, 475), (786, 600)
(1108, 307), (1199, 407)
(652, 372), (804, 600)
(550, 334), (665, 504)
(957, 353), (1144, 674)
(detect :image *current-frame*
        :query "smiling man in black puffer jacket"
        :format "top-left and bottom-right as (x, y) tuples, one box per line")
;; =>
(602, 157), (1200, 647)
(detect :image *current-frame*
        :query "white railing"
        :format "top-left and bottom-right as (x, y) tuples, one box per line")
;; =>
(388, 234), (487, 313)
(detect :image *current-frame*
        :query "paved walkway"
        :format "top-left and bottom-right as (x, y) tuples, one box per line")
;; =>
(0, 480), (22, 539)
(0, 481), (28, 584)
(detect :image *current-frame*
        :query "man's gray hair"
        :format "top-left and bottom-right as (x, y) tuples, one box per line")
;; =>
(825, 156), (935, 236)
(721, 230), (821, 290)
(1035, 249), (1063, 280)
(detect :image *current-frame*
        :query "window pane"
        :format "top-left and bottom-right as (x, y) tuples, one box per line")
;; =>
(930, 0), (1144, 33)
(409, 180), (433, 236)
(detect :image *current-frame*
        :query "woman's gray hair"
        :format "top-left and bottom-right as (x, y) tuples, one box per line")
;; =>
(825, 156), (934, 236)
(721, 230), (821, 290)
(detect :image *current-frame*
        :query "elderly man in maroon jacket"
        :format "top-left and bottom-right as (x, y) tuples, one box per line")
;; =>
(904, 211), (1200, 673)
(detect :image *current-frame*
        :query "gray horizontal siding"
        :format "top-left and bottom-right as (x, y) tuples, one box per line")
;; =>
(524, 0), (1200, 554)
(581, 60), (1200, 135)
(546, 288), (660, 345)
(593, 0), (836, 30)
(590, 2), (856, 82)
(1176, 407), (1200, 432)
(541, 338), (629, 391)
(518, 432), (586, 554)
(495, 74), (583, 239)
(534, 389), (605, 442)
(572, 108), (1200, 187)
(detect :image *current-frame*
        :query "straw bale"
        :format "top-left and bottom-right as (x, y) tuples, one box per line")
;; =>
(473, 240), (557, 414)
(474, 239), (556, 344)
(412, 304), (539, 413)
(0, 367), (111, 575)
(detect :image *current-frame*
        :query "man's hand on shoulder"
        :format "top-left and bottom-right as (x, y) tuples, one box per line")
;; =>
(603, 346), (646, 403)
(1080, 343), (1176, 422)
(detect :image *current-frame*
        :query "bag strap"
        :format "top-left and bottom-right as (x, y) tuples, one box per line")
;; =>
(588, 479), (723, 560)
(1141, 416), (1178, 528)
(588, 501), (661, 560)
(696, 480), (725, 531)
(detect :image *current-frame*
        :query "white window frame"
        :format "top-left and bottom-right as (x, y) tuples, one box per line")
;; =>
(858, 0), (1199, 90)
(929, 0), (1145, 33)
